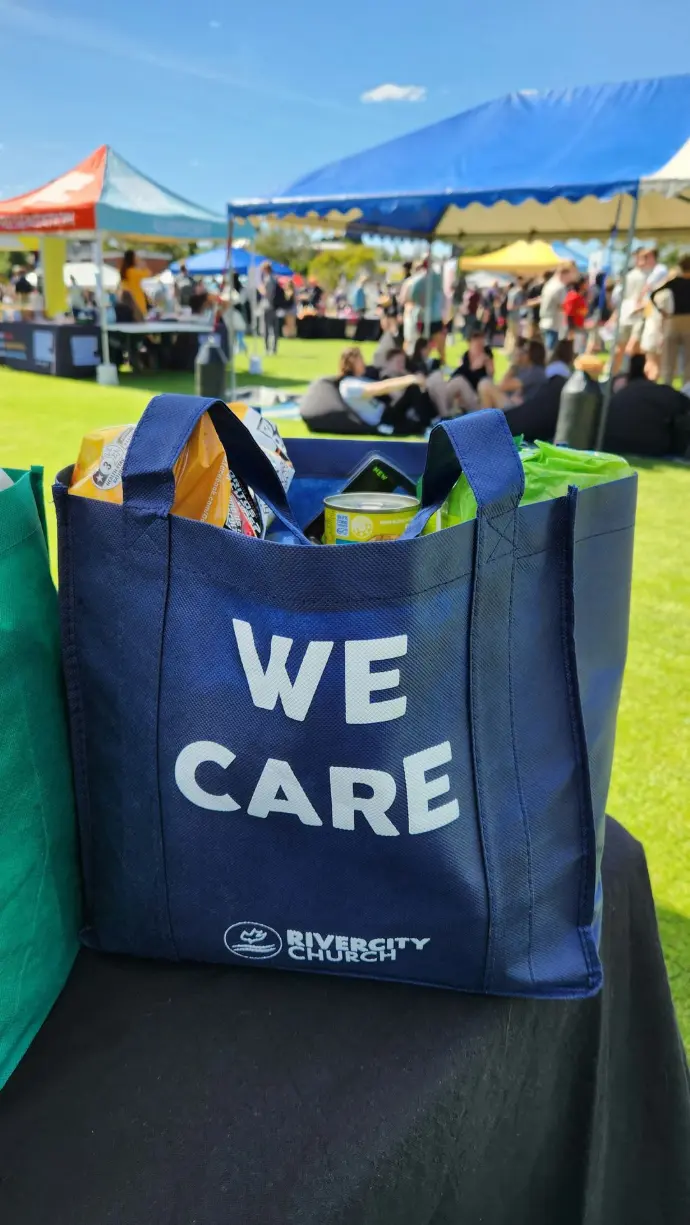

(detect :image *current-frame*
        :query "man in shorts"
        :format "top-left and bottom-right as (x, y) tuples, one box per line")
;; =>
(638, 247), (669, 381)
(406, 259), (447, 362)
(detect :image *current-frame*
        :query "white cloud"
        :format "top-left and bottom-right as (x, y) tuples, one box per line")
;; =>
(361, 83), (426, 104)
(209, 19), (221, 27)
(518, 88), (538, 96)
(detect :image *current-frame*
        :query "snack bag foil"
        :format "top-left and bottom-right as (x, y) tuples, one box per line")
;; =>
(69, 417), (261, 536)
(228, 402), (294, 527)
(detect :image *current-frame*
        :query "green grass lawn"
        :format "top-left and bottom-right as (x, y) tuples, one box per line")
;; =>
(1, 337), (688, 1039)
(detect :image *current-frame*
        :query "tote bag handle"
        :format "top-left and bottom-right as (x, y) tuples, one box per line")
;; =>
(122, 394), (310, 543)
(124, 397), (524, 546)
(402, 410), (525, 538)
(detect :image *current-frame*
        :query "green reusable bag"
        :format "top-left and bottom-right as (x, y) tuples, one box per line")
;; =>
(0, 467), (80, 1089)
(428, 439), (631, 528)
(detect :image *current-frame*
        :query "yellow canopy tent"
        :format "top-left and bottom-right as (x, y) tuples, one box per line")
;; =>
(460, 240), (568, 276)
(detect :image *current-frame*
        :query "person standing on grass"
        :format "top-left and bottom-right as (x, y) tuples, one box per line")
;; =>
(406, 259), (447, 363)
(638, 247), (669, 381)
(119, 250), (150, 320)
(538, 264), (573, 353)
(505, 278), (525, 355)
(563, 275), (589, 354)
(258, 261), (279, 355)
(652, 256), (690, 385)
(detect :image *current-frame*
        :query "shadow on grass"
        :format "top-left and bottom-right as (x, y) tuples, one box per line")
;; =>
(655, 906), (690, 1045)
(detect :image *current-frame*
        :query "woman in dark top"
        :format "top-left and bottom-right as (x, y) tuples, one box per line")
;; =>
(406, 337), (443, 375)
(652, 257), (690, 385)
(452, 330), (494, 390)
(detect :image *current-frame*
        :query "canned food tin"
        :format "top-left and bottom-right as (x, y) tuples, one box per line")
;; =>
(323, 492), (419, 544)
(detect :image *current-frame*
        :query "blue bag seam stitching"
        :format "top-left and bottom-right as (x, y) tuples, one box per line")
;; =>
(559, 493), (598, 986)
(470, 512), (497, 992)
(148, 519), (180, 959)
(485, 515), (515, 562)
(507, 515), (536, 985)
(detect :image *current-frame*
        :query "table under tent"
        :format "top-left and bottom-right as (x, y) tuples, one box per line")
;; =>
(0, 144), (228, 382)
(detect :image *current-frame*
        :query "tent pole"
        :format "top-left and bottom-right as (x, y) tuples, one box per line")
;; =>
(596, 189), (640, 449)
(249, 230), (259, 363)
(95, 233), (110, 364)
(227, 215), (236, 399)
(424, 237), (433, 338)
(95, 231), (117, 385)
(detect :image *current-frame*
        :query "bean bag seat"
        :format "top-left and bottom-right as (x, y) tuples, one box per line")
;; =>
(603, 381), (690, 457)
(299, 378), (378, 435)
(502, 376), (566, 442)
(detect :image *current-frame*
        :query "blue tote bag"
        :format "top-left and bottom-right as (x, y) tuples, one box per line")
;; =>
(54, 396), (636, 998)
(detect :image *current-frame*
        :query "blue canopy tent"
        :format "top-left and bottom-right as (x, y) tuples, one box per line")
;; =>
(230, 74), (690, 436)
(229, 75), (690, 242)
(170, 246), (292, 277)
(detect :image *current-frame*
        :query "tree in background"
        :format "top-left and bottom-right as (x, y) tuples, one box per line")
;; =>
(253, 227), (316, 276)
(0, 249), (32, 279)
(307, 244), (382, 290)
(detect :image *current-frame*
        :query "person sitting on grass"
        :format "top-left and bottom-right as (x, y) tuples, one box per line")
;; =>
(371, 314), (400, 370)
(406, 336), (444, 375)
(612, 351), (649, 395)
(478, 339), (547, 408)
(451, 329), (495, 391)
(337, 346), (436, 434)
(545, 338), (574, 380)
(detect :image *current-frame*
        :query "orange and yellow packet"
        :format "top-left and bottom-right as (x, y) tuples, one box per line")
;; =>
(69, 416), (231, 527)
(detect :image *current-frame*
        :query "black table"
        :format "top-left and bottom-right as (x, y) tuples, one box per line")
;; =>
(0, 319), (100, 377)
(0, 818), (688, 1225)
(297, 316), (380, 342)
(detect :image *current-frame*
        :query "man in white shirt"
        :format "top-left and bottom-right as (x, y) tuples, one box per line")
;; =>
(612, 251), (648, 372)
(638, 247), (669, 380)
(539, 265), (574, 352)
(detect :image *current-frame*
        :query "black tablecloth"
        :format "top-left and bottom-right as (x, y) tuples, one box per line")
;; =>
(0, 320), (100, 377)
(1, 818), (688, 1225)
(297, 316), (380, 342)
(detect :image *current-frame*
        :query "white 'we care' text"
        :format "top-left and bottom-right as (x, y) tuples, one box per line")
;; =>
(174, 619), (459, 836)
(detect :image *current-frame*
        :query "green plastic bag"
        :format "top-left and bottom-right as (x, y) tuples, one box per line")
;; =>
(0, 467), (80, 1089)
(429, 440), (631, 528)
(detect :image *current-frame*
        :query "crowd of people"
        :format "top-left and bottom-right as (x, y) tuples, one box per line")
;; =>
(323, 249), (690, 436)
(4, 240), (690, 396)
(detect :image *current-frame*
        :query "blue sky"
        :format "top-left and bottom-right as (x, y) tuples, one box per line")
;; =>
(1, 0), (689, 212)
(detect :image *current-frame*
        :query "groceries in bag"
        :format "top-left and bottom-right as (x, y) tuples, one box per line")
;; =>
(324, 492), (419, 543)
(228, 402), (294, 528)
(69, 417), (263, 536)
(425, 439), (631, 530)
(302, 451), (418, 542)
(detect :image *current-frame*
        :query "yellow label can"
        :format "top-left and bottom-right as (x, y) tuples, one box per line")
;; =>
(323, 493), (419, 544)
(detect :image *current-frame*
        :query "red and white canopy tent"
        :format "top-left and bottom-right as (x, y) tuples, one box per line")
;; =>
(0, 145), (227, 374)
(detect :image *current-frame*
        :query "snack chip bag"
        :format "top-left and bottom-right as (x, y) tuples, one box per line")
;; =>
(228, 402), (294, 528)
(69, 416), (262, 535)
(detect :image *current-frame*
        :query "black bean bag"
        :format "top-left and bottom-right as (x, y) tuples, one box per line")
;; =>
(299, 378), (378, 436)
(602, 381), (690, 457)
(502, 376), (566, 442)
